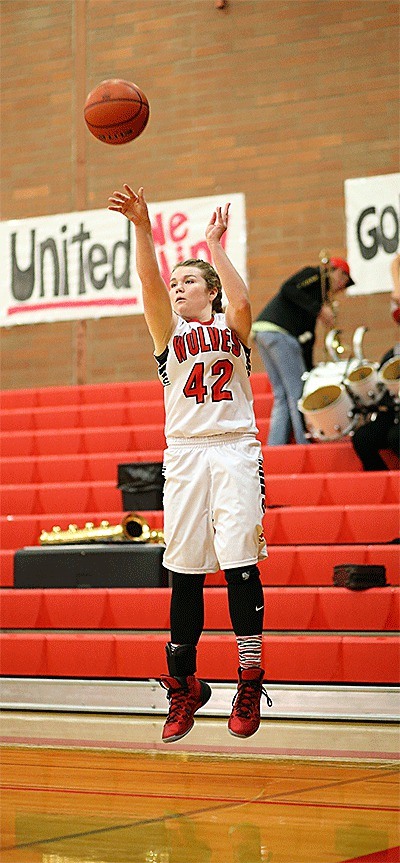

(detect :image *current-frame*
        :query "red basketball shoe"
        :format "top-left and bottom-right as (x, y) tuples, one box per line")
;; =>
(160, 675), (212, 743)
(228, 667), (272, 738)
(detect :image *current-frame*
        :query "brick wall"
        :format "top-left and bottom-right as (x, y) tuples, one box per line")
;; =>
(1, 0), (399, 388)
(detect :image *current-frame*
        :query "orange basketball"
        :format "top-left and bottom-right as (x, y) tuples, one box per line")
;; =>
(84, 78), (149, 145)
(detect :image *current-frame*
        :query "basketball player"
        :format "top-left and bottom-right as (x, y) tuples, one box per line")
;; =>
(108, 184), (271, 742)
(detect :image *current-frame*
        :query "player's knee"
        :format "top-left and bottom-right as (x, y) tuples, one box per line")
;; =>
(224, 565), (260, 585)
(170, 571), (206, 594)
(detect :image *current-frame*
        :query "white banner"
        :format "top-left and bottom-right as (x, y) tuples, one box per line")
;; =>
(0, 193), (247, 327)
(345, 172), (399, 295)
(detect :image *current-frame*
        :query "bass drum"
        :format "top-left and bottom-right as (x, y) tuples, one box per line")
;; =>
(379, 356), (400, 400)
(345, 362), (380, 407)
(298, 383), (356, 441)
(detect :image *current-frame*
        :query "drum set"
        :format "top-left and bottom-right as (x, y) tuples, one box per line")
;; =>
(298, 326), (400, 442)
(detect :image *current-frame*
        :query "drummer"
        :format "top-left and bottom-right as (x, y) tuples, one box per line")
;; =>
(351, 254), (400, 471)
(252, 257), (353, 445)
(390, 252), (400, 323)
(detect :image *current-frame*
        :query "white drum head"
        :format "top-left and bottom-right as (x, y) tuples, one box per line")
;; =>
(346, 363), (380, 406)
(379, 357), (400, 399)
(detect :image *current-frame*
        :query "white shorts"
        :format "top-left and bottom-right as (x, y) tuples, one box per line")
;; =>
(162, 433), (267, 574)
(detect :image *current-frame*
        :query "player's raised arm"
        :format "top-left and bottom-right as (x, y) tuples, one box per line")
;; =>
(205, 204), (252, 345)
(108, 185), (175, 353)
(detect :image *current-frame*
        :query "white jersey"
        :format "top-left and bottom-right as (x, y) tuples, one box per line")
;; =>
(155, 313), (258, 440)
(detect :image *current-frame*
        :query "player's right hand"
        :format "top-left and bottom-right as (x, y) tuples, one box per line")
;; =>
(108, 185), (150, 227)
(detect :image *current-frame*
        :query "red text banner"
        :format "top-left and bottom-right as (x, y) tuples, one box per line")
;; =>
(0, 193), (246, 327)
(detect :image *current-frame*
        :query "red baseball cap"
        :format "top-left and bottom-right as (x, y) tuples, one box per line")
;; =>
(330, 256), (354, 286)
(391, 301), (400, 324)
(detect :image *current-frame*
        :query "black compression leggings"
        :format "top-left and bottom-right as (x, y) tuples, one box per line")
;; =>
(170, 571), (206, 646)
(225, 565), (265, 635)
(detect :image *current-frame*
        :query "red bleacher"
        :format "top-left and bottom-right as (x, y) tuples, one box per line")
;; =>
(1, 587), (398, 632)
(0, 632), (398, 684)
(2, 472), (398, 516)
(0, 373), (399, 686)
(1, 543), (399, 591)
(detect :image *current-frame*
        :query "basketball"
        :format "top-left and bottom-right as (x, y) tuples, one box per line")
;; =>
(84, 78), (149, 145)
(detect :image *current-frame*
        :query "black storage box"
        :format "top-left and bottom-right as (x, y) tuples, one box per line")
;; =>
(333, 564), (387, 590)
(14, 544), (168, 588)
(117, 462), (164, 511)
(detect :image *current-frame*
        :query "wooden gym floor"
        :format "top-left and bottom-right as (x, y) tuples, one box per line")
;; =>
(0, 712), (399, 863)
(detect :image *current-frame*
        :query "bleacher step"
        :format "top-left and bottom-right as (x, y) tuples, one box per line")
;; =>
(1, 677), (398, 722)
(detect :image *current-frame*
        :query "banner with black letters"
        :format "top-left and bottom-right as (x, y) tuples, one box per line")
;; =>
(345, 172), (399, 295)
(0, 193), (246, 327)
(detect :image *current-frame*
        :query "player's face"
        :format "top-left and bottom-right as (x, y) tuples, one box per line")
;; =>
(169, 266), (216, 321)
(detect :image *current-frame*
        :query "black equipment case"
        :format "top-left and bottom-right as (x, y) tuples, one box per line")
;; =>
(333, 564), (387, 590)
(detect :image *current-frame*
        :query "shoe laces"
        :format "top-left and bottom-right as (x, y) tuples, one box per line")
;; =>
(231, 679), (273, 717)
(161, 680), (193, 723)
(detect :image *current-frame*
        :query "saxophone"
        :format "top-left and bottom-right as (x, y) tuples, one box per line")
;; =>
(319, 248), (345, 360)
(39, 512), (164, 545)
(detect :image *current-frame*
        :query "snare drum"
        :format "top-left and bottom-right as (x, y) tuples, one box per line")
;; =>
(298, 383), (356, 441)
(301, 359), (358, 399)
(379, 356), (400, 400)
(345, 362), (380, 406)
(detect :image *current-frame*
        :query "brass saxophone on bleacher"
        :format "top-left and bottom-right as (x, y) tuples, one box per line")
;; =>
(39, 512), (164, 545)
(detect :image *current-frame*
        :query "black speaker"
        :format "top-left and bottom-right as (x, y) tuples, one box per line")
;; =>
(14, 544), (168, 589)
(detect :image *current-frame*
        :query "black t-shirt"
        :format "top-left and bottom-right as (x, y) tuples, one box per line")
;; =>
(255, 266), (329, 371)
(256, 266), (325, 339)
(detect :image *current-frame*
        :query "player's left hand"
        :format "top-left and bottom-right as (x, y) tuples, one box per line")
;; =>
(205, 203), (230, 243)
